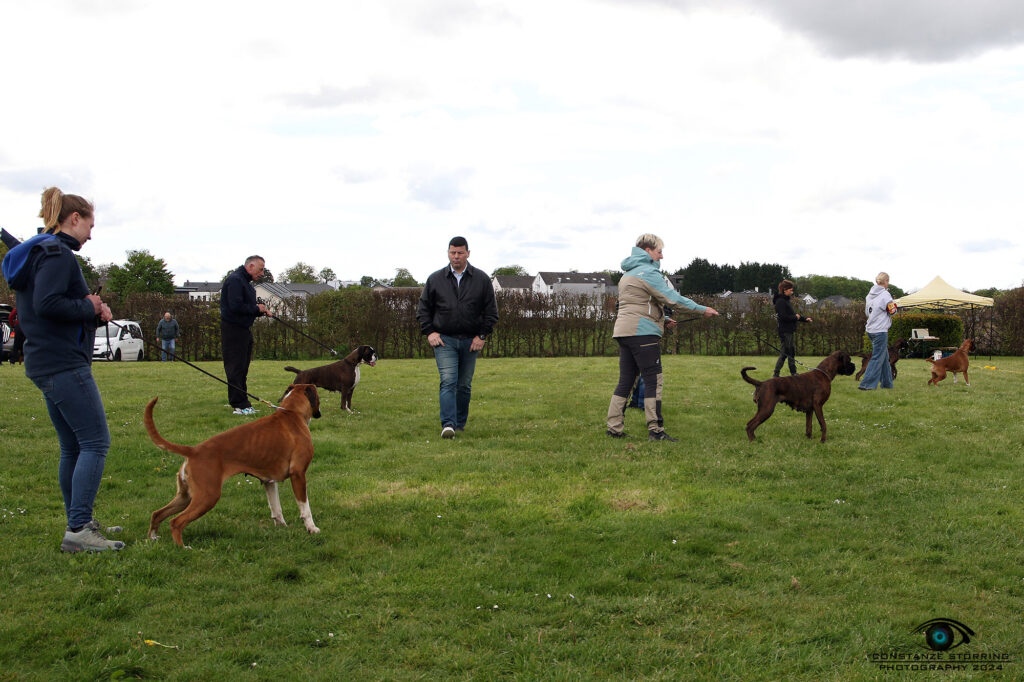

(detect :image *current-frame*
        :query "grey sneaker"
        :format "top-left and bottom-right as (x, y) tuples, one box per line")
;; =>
(86, 519), (123, 534)
(233, 407), (257, 415)
(648, 431), (679, 442)
(441, 426), (456, 439)
(61, 526), (126, 553)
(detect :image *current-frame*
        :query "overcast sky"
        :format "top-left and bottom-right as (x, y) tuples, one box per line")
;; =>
(2, 0), (1023, 292)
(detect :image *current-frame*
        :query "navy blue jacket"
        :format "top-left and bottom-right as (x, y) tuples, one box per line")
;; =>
(416, 263), (498, 339)
(220, 266), (262, 328)
(14, 232), (97, 379)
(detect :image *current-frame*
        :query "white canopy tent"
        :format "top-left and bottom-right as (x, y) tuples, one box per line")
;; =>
(894, 276), (994, 311)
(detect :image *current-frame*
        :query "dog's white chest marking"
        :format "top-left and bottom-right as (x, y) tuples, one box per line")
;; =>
(354, 366), (360, 387)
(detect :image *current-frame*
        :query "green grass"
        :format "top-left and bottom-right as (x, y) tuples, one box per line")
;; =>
(1, 354), (1023, 680)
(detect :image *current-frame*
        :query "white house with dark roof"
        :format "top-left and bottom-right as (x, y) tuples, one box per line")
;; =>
(255, 281), (334, 309)
(533, 272), (611, 296)
(492, 275), (535, 294)
(180, 280), (223, 301)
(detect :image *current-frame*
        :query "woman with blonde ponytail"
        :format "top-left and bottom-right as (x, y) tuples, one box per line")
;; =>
(12, 187), (125, 553)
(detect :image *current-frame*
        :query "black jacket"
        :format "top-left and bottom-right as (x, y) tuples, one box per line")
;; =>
(14, 232), (97, 379)
(220, 266), (262, 328)
(773, 292), (809, 334)
(416, 263), (498, 339)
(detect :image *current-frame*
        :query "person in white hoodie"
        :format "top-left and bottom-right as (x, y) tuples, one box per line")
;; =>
(859, 272), (896, 390)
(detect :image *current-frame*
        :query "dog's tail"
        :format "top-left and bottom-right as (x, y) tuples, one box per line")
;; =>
(283, 366), (301, 374)
(144, 397), (196, 458)
(740, 367), (762, 388)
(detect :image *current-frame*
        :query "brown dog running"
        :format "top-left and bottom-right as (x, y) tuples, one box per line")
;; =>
(145, 384), (322, 547)
(925, 338), (975, 386)
(741, 350), (856, 442)
(853, 337), (907, 381)
(283, 345), (377, 412)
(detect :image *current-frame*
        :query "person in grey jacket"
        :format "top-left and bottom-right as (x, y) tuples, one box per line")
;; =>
(156, 311), (179, 361)
(859, 272), (896, 390)
(606, 233), (718, 441)
(416, 236), (498, 439)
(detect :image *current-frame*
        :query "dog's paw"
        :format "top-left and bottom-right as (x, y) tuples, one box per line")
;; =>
(272, 517), (288, 527)
(306, 525), (321, 534)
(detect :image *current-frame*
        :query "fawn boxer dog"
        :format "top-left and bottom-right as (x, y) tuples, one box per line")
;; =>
(926, 338), (975, 386)
(741, 350), (856, 443)
(283, 345), (377, 412)
(145, 384), (322, 547)
(853, 337), (907, 381)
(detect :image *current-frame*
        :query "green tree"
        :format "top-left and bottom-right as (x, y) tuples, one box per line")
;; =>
(281, 262), (318, 284)
(392, 268), (419, 287)
(107, 250), (175, 298)
(602, 269), (623, 285)
(76, 255), (100, 291)
(358, 275), (376, 288)
(319, 267), (337, 284)
(491, 264), (529, 277)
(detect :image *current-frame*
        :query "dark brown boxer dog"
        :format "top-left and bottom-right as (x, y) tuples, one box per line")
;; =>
(283, 345), (377, 412)
(145, 384), (322, 547)
(741, 350), (856, 443)
(853, 337), (907, 381)
(926, 338), (975, 386)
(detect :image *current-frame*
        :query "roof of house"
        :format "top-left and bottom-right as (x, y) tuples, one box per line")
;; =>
(536, 272), (611, 286)
(493, 275), (535, 289)
(181, 280), (223, 293)
(257, 282), (333, 298)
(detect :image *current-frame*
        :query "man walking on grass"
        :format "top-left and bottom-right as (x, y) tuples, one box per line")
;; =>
(416, 236), (498, 439)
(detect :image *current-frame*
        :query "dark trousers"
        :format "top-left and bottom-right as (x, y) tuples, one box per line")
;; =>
(773, 331), (797, 376)
(609, 335), (665, 432)
(221, 323), (254, 409)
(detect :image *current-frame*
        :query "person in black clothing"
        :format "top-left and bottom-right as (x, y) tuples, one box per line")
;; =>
(773, 279), (812, 377)
(7, 187), (124, 552)
(416, 236), (498, 439)
(220, 256), (268, 414)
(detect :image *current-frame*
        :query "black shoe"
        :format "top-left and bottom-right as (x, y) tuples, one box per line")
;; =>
(648, 431), (679, 442)
(606, 430), (630, 439)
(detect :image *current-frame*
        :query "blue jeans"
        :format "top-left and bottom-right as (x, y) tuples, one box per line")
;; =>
(30, 366), (111, 530)
(432, 335), (478, 429)
(859, 331), (894, 389)
(161, 338), (175, 361)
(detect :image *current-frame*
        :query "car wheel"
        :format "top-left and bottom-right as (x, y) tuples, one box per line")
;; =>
(114, 349), (122, 361)
(137, 349), (144, 361)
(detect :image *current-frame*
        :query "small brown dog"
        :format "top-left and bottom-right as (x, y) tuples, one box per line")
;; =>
(145, 384), (322, 547)
(853, 337), (906, 381)
(283, 345), (377, 412)
(926, 338), (975, 386)
(741, 351), (856, 442)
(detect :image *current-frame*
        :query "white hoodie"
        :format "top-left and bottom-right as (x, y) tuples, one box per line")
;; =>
(864, 284), (894, 333)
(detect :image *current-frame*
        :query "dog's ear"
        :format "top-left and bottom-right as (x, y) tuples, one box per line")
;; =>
(304, 385), (321, 419)
(281, 384), (296, 402)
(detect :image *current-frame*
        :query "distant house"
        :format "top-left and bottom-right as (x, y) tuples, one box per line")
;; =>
(180, 280), (223, 301)
(799, 293), (817, 305)
(717, 288), (771, 312)
(255, 282), (334, 309)
(492, 275), (535, 294)
(534, 272), (611, 296)
(817, 295), (855, 308)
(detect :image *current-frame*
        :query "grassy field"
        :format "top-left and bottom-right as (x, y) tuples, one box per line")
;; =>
(1, 353), (1023, 680)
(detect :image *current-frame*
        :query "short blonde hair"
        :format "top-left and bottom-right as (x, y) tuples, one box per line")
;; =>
(636, 233), (664, 251)
(875, 272), (890, 285)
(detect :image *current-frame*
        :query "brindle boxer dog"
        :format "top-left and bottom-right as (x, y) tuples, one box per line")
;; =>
(925, 338), (975, 386)
(145, 384), (322, 547)
(741, 351), (856, 443)
(853, 337), (907, 381)
(283, 345), (377, 412)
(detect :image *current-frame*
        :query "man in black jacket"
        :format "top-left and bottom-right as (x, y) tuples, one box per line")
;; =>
(416, 236), (498, 438)
(220, 256), (268, 414)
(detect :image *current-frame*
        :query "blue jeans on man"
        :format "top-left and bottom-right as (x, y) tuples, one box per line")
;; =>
(432, 334), (478, 429)
(161, 338), (175, 361)
(859, 331), (894, 389)
(30, 367), (111, 531)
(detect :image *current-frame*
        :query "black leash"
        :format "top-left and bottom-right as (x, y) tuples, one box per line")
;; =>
(99, 318), (280, 411)
(262, 310), (339, 356)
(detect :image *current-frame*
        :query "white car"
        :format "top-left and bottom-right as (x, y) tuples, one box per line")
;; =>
(93, 320), (145, 361)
